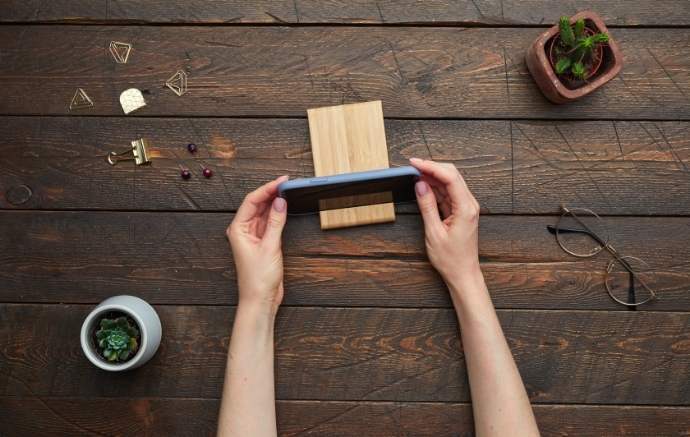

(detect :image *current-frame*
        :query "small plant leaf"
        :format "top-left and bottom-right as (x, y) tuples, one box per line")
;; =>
(100, 319), (115, 329)
(574, 19), (585, 39)
(95, 316), (139, 362)
(126, 326), (139, 337)
(573, 44), (589, 63)
(592, 33), (609, 44)
(559, 16), (576, 48)
(555, 57), (572, 75)
(572, 61), (587, 79)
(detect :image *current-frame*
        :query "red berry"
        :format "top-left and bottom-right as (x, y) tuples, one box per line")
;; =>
(203, 168), (213, 178)
(181, 169), (191, 180)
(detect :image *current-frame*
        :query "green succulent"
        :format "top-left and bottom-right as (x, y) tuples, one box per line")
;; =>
(554, 16), (609, 80)
(95, 316), (139, 362)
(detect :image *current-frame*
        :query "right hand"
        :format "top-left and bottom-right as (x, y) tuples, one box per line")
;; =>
(410, 158), (482, 288)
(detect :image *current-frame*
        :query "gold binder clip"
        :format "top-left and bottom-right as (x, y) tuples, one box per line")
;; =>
(107, 138), (151, 166)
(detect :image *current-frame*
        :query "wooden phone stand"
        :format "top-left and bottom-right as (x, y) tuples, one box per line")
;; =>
(307, 100), (396, 230)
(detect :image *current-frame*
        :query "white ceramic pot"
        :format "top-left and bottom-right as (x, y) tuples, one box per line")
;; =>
(81, 295), (162, 371)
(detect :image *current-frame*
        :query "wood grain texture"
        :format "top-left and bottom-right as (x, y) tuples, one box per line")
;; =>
(2, 0), (690, 26)
(512, 120), (690, 214)
(2, 117), (690, 214)
(308, 100), (395, 229)
(0, 117), (512, 212)
(1, 398), (689, 437)
(1, 211), (689, 310)
(1, 26), (690, 119)
(1, 304), (690, 404)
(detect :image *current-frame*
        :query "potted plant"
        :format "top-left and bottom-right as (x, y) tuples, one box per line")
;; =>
(80, 295), (162, 371)
(526, 11), (623, 103)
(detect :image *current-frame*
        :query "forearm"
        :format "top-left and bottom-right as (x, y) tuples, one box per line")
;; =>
(217, 303), (277, 437)
(448, 271), (539, 437)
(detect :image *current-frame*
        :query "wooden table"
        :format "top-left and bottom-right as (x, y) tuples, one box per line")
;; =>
(1, 2), (690, 435)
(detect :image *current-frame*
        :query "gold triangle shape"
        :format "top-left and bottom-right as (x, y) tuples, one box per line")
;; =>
(165, 70), (188, 96)
(70, 88), (94, 110)
(109, 41), (132, 64)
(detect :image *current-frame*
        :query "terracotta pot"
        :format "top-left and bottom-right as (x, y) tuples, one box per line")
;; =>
(526, 11), (623, 104)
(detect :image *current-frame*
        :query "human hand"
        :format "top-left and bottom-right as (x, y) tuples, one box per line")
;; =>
(410, 158), (482, 291)
(227, 176), (289, 317)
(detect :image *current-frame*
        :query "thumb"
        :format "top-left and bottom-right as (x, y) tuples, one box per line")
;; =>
(263, 196), (288, 245)
(415, 181), (443, 236)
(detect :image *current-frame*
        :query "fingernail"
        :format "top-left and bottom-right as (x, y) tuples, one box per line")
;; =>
(277, 175), (289, 183)
(410, 157), (422, 164)
(415, 181), (428, 196)
(273, 197), (287, 212)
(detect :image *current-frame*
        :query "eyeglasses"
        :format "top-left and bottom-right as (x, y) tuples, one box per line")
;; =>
(547, 205), (657, 307)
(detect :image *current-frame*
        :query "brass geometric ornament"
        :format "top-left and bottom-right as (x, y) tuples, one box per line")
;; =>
(109, 41), (132, 64)
(70, 88), (94, 110)
(166, 70), (188, 96)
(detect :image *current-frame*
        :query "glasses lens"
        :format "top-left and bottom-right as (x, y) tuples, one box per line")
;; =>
(555, 208), (609, 257)
(605, 256), (656, 306)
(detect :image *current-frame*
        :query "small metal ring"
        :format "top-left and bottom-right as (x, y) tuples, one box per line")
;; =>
(106, 151), (119, 165)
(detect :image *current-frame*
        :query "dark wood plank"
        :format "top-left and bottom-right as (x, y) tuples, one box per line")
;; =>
(2, 304), (689, 404)
(3, 0), (690, 26)
(1, 211), (688, 310)
(0, 1), (107, 23)
(1, 26), (690, 119)
(1, 398), (689, 437)
(2, 117), (689, 214)
(0, 117), (512, 213)
(512, 120), (690, 214)
(0, 397), (219, 436)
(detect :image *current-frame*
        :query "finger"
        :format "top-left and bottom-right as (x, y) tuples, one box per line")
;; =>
(256, 210), (268, 239)
(427, 184), (450, 217)
(235, 175), (289, 222)
(423, 171), (469, 220)
(410, 158), (473, 211)
(415, 180), (444, 236)
(411, 158), (465, 190)
(433, 188), (452, 218)
(262, 196), (288, 245)
(421, 174), (445, 190)
(421, 175), (448, 199)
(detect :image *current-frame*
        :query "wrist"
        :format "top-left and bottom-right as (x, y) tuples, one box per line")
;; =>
(232, 303), (277, 350)
(236, 299), (279, 325)
(237, 282), (282, 319)
(445, 267), (488, 304)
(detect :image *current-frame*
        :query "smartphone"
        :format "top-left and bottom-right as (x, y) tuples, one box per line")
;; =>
(278, 166), (421, 214)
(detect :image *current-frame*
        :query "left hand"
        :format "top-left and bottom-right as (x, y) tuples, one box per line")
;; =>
(227, 175), (289, 316)
(409, 158), (481, 289)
